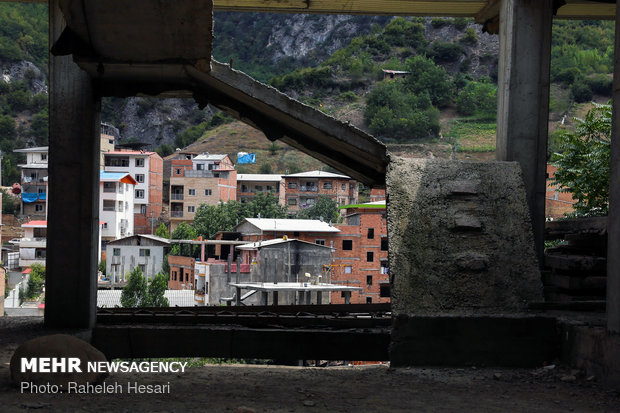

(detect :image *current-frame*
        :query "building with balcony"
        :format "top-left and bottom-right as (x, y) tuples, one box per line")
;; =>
(106, 234), (170, 282)
(283, 170), (358, 214)
(237, 174), (284, 205)
(169, 153), (237, 231)
(100, 171), (137, 242)
(103, 150), (163, 234)
(99, 123), (118, 169)
(18, 220), (47, 268)
(14, 147), (48, 219)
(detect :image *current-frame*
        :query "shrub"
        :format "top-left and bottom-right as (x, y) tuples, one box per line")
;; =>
(453, 17), (469, 31)
(456, 81), (497, 118)
(404, 55), (453, 107)
(460, 28), (478, 46)
(431, 18), (449, 28)
(571, 82), (593, 103)
(585, 74), (612, 96)
(430, 41), (463, 63)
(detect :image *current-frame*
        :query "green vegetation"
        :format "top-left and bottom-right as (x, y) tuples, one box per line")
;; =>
(155, 223), (170, 239)
(456, 80), (497, 118)
(550, 103), (611, 217)
(22, 263), (45, 300)
(120, 267), (170, 308)
(173, 112), (233, 149)
(297, 195), (340, 223)
(0, 3), (48, 68)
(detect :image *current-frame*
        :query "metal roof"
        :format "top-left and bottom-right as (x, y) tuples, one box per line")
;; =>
(14, 146), (48, 153)
(240, 218), (341, 233)
(236, 238), (334, 250)
(193, 154), (228, 161)
(100, 171), (137, 184)
(237, 174), (283, 182)
(106, 234), (171, 245)
(22, 220), (47, 228)
(97, 290), (197, 308)
(283, 170), (351, 179)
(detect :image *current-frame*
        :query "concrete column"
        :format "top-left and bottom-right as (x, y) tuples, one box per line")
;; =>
(607, 4), (620, 333)
(45, 0), (100, 328)
(496, 0), (553, 265)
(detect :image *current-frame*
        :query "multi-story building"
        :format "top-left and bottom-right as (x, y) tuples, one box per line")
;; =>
(283, 170), (358, 213)
(169, 153), (237, 231)
(331, 201), (389, 304)
(100, 171), (137, 242)
(103, 149), (163, 234)
(236, 174), (285, 205)
(100, 123), (118, 169)
(14, 147), (48, 219)
(18, 220), (47, 268)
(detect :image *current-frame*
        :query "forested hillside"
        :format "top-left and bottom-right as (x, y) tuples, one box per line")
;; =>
(0, 4), (616, 184)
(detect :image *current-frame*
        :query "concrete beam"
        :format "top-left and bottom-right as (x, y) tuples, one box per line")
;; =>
(496, 0), (553, 267)
(607, 3), (620, 334)
(44, 0), (100, 328)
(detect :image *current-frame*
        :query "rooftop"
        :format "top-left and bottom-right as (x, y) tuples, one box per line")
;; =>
(105, 150), (156, 156)
(283, 170), (351, 179)
(106, 234), (171, 245)
(340, 200), (387, 209)
(99, 171), (137, 184)
(13, 146), (48, 154)
(97, 290), (196, 308)
(236, 238), (334, 250)
(193, 153), (228, 162)
(240, 218), (341, 233)
(21, 220), (47, 228)
(237, 174), (283, 182)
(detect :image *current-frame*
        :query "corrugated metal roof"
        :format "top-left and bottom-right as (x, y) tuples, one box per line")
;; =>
(22, 220), (47, 228)
(14, 146), (49, 153)
(193, 153), (228, 161)
(241, 218), (340, 233)
(97, 289), (197, 308)
(236, 238), (334, 250)
(237, 174), (283, 182)
(106, 234), (170, 245)
(283, 170), (351, 179)
(100, 171), (137, 184)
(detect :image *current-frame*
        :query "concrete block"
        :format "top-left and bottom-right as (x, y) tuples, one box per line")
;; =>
(387, 158), (543, 315)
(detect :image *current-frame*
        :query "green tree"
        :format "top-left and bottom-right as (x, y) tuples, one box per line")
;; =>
(403, 55), (452, 107)
(120, 267), (148, 307)
(456, 81), (497, 118)
(155, 222), (169, 238)
(551, 103), (611, 216)
(192, 201), (242, 239)
(297, 195), (340, 223)
(98, 259), (106, 276)
(241, 192), (287, 220)
(170, 221), (199, 256)
(24, 263), (45, 300)
(144, 273), (170, 307)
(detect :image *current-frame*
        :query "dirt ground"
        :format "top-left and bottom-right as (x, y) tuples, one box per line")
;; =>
(1, 317), (619, 413)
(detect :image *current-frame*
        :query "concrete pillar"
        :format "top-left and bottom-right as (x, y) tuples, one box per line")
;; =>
(607, 4), (620, 333)
(45, 0), (100, 328)
(496, 0), (553, 266)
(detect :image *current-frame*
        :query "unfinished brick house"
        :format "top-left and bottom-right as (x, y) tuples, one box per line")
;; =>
(283, 170), (358, 213)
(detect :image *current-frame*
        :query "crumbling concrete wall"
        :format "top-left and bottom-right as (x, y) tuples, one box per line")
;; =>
(387, 158), (542, 315)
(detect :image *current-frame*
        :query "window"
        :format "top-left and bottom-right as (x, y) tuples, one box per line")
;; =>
(196, 163), (205, 170)
(103, 200), (115, 211)
(35, 204), (44, 212)
(367, 275), (373, 286)
(41, 154), (47, 161)
(344, 266), (352, 274)
(188, 206), (195, 213)
(288, 182), (297, 189)
(118, 201), (124, 212)
(205, 189), (212, 196)
(342, 240), (353, 250)
(367, 228), (375, 239)
(288, 198), (297, 206)
(367, 252), (374, 262)
(135, 189), (144, 199)
(175, 168), (182, 175)
(381, 238), (388, 251)
(315, 239), (325, 246)
(141, 205), (147, 214)
(188, 189), (196, 196)
(266, 185), (272, 192)
(380, 283), (390, 298)
(35, 249), (46, 259)
(255, 185), (263, 192)
(139, 264), (146, 273)
(135, 158), (145, 167)
(341, 183), (346, 190)
(38, 188), (46, 194)
(366, 297), (372, 304)
(135, 174), (145, 183)
(381, 262), (389, 274)
(323, 181), (332, 189)
(102, 223), (108, 229)
(113, 248), (121, 256)
(139, 249), (151, 257)
(293, 232), (300, 237)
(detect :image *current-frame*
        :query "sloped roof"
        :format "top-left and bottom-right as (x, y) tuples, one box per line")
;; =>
(238, 218), (340, 233)
(100, 171), (137, 185)
(193, 154), (228, 162)
(22, 220), (47, 228)
(237, 174), (283, 182)
(340, 200), (386, 209)
(236, 238), (334, 250)
(14, 146), (49, 153)
(283, 170), (351, 179)
(106, 234), (170, 245)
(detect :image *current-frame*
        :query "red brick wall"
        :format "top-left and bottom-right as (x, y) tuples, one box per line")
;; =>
(168, 255), (195, 290)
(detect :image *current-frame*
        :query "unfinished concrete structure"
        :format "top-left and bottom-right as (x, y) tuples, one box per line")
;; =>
(1, 0), (618, 382)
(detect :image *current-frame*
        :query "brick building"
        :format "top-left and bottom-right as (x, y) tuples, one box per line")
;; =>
(283, 170), (358, 213)
(167, 255), (196, 290)
(103, 150), (163, 234)
(237, 174), (285, 205)
(169, 153), (237, 231)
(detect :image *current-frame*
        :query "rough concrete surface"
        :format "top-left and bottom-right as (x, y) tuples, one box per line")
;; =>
(1, 318), (620, 412)
(387, 158), (543, 315)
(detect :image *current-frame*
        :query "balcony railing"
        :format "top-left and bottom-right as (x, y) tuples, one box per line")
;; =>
(185, 170), (217, 178)
(300, 185), (318, 192)
(103, 187), (116, 193)
(170, 211), (184, 218)
(171, 193), (184, 200)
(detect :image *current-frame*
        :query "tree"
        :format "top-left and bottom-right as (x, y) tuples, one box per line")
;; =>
(241, 192), (287, 220)
(120, 267), (147, 307)
(403, 55), (452, 107)
(551, 103), (611, 216)
(170, 221), (199, 256)
(144, 273), (170, 307)
(192, 201), (242, 239)
(155, 222), (169, 238)
(24, 263), (45, 300)
(456, 81), (497, 118)
(98, 259), (106, 275)
(120, 267), (169, 307)
(297, 195), (340, 223)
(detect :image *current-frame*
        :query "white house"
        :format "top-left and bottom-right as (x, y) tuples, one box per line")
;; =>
(100, 171), (137, 241)
(14, 146), (48, 219)
(18, 220), (47, 268)
(106, 234), (170, 282)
